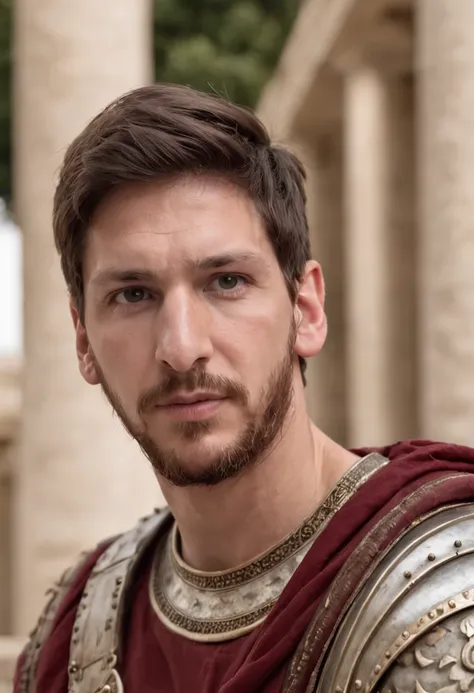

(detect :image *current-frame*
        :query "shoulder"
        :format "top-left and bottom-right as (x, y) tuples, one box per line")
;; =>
(14, 542), (109, 693)
(15, 508), (170, 693)
(317, 502), (474, 692)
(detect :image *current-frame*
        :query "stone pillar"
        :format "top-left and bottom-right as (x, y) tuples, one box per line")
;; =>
(344, 66), (417, 447)
(301, 127), (347, 445)
(417, 1), (474, 444)
(0, 356), (21, 635)
(13, 0), (161, 634)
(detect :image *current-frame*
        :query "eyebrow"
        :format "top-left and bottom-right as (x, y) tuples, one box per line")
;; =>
(90, 252), (266, 287)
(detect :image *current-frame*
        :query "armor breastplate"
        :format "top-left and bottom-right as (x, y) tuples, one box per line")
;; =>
(316, 503), (474, 693)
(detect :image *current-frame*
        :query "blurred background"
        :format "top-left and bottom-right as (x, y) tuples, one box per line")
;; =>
(0, 0), (472, 682)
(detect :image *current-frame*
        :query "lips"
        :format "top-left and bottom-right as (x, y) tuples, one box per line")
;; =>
(159, 392), (224, 407)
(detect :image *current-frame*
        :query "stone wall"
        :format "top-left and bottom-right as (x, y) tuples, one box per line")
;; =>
(0, 357), (20, 635)
(0, 638), (25, 692)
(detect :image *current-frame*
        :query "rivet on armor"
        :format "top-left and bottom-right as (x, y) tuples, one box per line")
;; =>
(419, 617), (425, 624)
(436, 606), (444, 615)
(427, 553), (436, 561)
(112, 601), (118, 610)
(402, 631), (409, 639)
(449, 599), (456, 608)
(428, 611), (436, 619)
(354, 680), (362, 690)
(68, 662), (79, 676)
(101, 686), (112, 693)
(385, 651), (391, 659)
(116, 577), (123, 585)
(463, 591), (470, 599)
(403, 570), (412, 579)
(374, 665), (381, 674)
(454, 539), (462, 548)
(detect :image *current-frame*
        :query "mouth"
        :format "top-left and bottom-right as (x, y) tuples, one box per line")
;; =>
(156, 392), (227, 422)
(161, 392), (225, 406)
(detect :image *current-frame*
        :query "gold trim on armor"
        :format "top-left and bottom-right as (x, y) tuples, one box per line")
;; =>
(149, 452), (389, 642)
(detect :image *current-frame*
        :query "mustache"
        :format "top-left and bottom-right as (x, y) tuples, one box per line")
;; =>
(137, 369), (248, 416)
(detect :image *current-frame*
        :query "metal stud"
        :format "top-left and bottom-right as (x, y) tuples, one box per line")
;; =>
(354, 681), (362, 690)
(68, 661), (80, 678)
(374, 665), (381, 674)
(454, 540), (462, 548)
(428, 611), (436, 619)
(403, 570), (412, 579)
(428, 553), (436, 561)
(449, 599), (456, 608)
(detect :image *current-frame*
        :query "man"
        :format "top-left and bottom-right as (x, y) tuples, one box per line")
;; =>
(15, 83), (474, 693)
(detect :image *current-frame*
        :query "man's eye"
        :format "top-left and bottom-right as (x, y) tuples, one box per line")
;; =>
(210, 275), (246, 292)
(115, 288), (151, 304)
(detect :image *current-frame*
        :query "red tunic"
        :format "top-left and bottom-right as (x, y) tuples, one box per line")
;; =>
(14, 439), (474, 692)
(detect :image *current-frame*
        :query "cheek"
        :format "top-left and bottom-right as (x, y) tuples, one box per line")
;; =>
(213, 308), (289, 380)
(89, 320), (156, 392)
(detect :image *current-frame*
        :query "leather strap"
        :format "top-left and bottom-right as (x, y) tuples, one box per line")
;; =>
(68, 509), (171, 693)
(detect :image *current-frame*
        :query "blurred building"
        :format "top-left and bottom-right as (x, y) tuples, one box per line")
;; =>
(1, 0), (474, 687)
(259, 0), (474, 451)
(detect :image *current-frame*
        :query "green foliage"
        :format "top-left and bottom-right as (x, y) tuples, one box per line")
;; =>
(153, 0), (299, 107)
(0, 0), (300, 202)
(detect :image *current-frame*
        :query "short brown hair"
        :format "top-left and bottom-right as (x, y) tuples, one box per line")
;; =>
(53, 83), (311, 380)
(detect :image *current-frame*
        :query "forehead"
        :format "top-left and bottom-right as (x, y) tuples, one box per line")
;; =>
(83, 176), (276, 278)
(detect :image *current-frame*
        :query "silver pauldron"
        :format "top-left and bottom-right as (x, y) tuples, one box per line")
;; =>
(316, 503), (474, 693)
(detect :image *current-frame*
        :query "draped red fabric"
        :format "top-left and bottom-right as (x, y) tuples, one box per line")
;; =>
(14, 440), (474, 693)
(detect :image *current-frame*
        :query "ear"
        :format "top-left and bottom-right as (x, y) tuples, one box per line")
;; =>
(70, 301), (100, 385)
(294, 260), (327, 359)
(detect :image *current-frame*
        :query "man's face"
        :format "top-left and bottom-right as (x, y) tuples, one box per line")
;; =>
(75, 176), (316, 486)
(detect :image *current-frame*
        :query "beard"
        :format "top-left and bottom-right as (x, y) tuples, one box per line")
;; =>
(93, 324), (296, 487)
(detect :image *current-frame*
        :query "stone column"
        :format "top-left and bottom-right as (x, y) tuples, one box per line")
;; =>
(417, 1), (474, 444)
(301, 127), (347, 445)
(13, 0), (161, 634)
(344, 66), (417, 447)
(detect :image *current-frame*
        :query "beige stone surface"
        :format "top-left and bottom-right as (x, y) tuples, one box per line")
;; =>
(344, 66), (416, 446)
(0, 358), (20, 634)
(0, 637), (25, 692)
(13, 0), (163, 635)
(297, 125), (348, 445)
(417, 0), (474, 444)
(0, 357), (20, 443)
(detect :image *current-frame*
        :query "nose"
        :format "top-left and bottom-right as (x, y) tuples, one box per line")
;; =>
(156, 290), (214, 372)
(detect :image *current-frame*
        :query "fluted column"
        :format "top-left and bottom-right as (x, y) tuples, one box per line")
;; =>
(418, 0), (474, 444)
(13, 0), (161, 634)
(344, 66), (416, 447)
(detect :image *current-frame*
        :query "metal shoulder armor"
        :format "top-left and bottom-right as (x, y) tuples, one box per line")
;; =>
(316, 503), (474, 693)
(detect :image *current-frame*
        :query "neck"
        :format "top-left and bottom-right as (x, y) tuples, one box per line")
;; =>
(157, 390), (358, 572)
